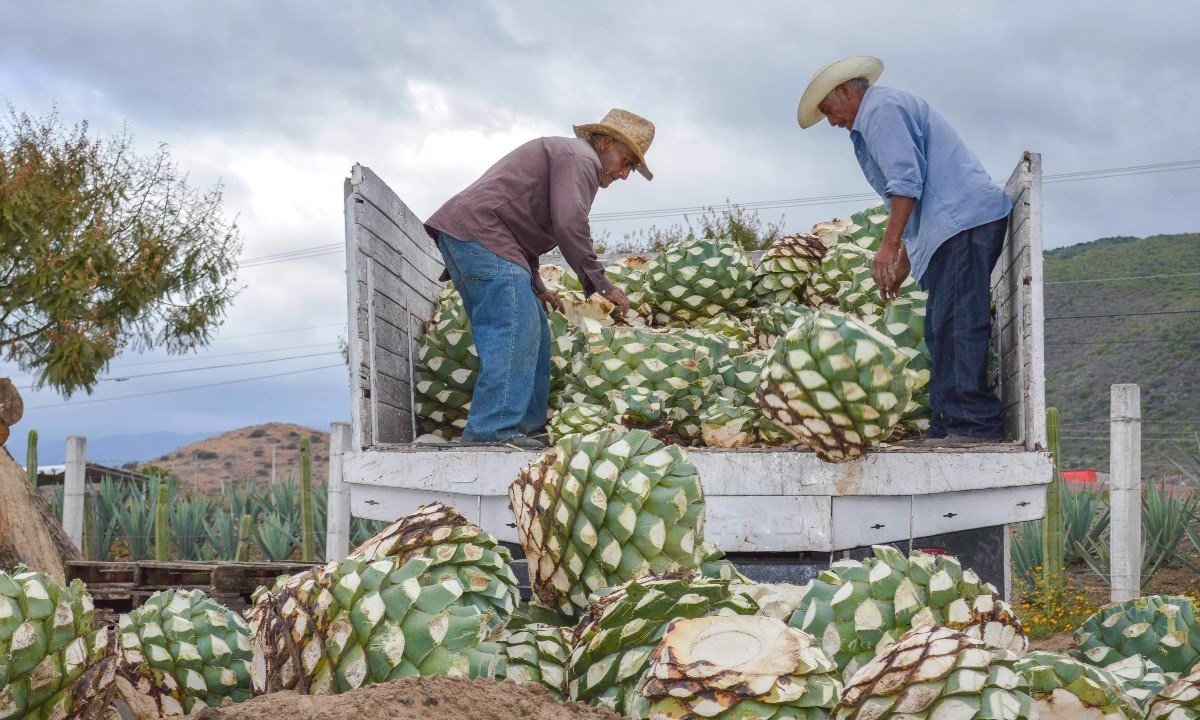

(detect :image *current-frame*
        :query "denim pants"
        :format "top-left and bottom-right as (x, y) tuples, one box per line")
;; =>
(920, 216), (1009, 440)
(435, 232), (551, 442)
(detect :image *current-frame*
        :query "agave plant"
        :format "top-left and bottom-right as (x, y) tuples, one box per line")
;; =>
(50, 484), (64, 522)
(228, 477), (266, 521)
(115, 475), (176, 560)
(1011, 520), (1044, 587)
(1169, 432), (1200, 487)
(265, 475), (300, 525)
(206, 505), (243, 561)
(1077, 481), (1200, 587)
(170, 493), (214, 560)
(350, 516), (388, 548)
(1012, 482), (1110, 583)
(85, 475), (128, 560)
(310, 482), (329, 559)
(255, 509), (299, 561)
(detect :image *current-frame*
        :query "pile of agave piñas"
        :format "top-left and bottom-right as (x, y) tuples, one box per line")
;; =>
(16, 437), (1200, 720)
(414, 203), (940, 462)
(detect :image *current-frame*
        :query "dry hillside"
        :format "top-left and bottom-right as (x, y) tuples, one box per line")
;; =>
(149, 422), (329, 492)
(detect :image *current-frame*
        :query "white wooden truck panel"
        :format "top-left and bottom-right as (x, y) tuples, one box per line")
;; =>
(831, 484), (1047, 549)
(344, 445), (1050, 498)
(340, 152), (1053, 554)
(345, 445), (1052, 551)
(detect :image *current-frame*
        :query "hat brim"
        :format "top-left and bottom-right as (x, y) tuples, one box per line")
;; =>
(574, 124), (653, 180)
(797, 56), (884, 129)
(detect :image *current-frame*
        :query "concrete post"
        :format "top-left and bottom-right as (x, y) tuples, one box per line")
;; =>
(1110, 384), (1141, 602)
(63, 436), (86, 550)
(326, 422), (352, 562)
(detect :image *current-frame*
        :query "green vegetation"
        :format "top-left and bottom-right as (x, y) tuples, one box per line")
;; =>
(0, 109), (241, 396)
(1044, 232), (1200, 477)
(595, 203), (784, 254)
(42, 471), (387, 562)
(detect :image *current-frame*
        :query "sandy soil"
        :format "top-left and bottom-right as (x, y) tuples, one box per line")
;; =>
(191, 676), (623, 720)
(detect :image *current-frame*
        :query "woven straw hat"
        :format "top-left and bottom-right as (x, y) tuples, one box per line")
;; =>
(796, 56), (884, 129)
(574, 108), (655, 180)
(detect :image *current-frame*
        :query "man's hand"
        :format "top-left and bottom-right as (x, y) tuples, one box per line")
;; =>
(873, 195), (916, 302)
(872, 240), (911, 301)
(537, 290), (565, 314)
(601, 286), (631, 315)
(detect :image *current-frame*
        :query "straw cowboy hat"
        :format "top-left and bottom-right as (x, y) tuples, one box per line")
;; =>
(574, 108), (655, 180)
(796, 56), (884, 129)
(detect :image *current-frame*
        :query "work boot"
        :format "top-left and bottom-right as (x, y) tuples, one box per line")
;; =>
(502, 434), (548, 450)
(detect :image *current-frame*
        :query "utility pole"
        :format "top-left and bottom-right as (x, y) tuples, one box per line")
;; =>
(270, 442), (278, 485)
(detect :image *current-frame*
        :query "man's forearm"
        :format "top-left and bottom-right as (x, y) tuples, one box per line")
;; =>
(883, 195), (916, 248)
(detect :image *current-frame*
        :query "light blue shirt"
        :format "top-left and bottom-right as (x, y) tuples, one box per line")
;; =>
(850, 85), (1012, 282)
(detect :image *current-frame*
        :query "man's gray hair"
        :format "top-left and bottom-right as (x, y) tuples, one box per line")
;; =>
(823, 76), (871, 104)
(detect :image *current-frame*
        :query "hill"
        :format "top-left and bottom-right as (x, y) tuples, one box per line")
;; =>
(1043, 232), (1200, 478)
(5, 430), (215, 467)
(148, 422), (330, 493)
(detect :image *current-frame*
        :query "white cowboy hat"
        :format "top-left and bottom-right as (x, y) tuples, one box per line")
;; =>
(796, 56), (884, 129)
(574, 108), (655, 180)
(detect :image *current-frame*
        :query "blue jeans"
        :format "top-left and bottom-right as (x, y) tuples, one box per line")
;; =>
(436, 232), (551, 442)
(920, 216), (1008, 440)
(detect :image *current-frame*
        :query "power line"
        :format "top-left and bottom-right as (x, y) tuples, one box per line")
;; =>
(1045, 309), (1200, 321)
(239, 244), (341, 265)
(210, 322), (346, 341)
(240, 245), (343, 268)
(1040, 159), (1200, 180)
(15, 351), (342, 390)
(1047, 339), (1200, 346)
(9, 343), (342, 382)
(101, 342), (340, 369)
(1061, 420), (1200, 426)
(589, 159), (1200, 223)
(27, 363), (345, 410)
(1046, 271), (1200, 286)
(1061, 437), (1195, 442)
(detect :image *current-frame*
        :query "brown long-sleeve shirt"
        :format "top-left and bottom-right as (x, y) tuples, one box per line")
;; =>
(424, 136), (614, 296)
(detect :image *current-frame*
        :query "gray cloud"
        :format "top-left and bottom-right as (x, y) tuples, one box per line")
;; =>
(1, 0), (1197, 445)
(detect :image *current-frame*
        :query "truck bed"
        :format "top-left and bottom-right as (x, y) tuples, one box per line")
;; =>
(339, 152), (1052, 577)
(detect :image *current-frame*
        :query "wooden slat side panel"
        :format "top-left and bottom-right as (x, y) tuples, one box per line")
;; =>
(992, 151), (1044, 451)
(346, 164), (448, 445)
(1022, 152), (1047, 449)
(345, 186), (371, 450)
(356, 203), (446, 289)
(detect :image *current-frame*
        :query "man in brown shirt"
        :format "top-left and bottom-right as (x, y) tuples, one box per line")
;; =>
(424, 109), (655, 447)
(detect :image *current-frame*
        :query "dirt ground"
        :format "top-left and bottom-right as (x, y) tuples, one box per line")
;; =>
(191, 676), (623, 720)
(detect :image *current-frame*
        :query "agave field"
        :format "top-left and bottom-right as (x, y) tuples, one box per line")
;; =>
(8, 426), (1200, 720)
(415, 203), (932, 462)
(45, 472), (386, 563)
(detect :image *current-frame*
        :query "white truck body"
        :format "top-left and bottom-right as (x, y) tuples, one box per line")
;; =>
(339, 152), (1052, 590)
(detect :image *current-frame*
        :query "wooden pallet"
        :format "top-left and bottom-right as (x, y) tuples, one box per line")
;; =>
(66, 560), (316, 613)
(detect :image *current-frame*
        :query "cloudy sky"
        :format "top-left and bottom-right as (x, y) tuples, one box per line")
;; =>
(3, 1), (1198, 461)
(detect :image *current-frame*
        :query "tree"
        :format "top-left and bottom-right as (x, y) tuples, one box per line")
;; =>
(1, 109), (241, 396)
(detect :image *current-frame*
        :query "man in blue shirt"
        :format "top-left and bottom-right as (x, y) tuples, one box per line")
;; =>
(797, 56), (1012, 444)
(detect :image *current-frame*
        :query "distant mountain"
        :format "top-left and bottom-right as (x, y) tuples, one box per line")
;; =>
(6, 430), (215, 467)
(147, 423), (330, 493)
(1044, 232), (1200, 478)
